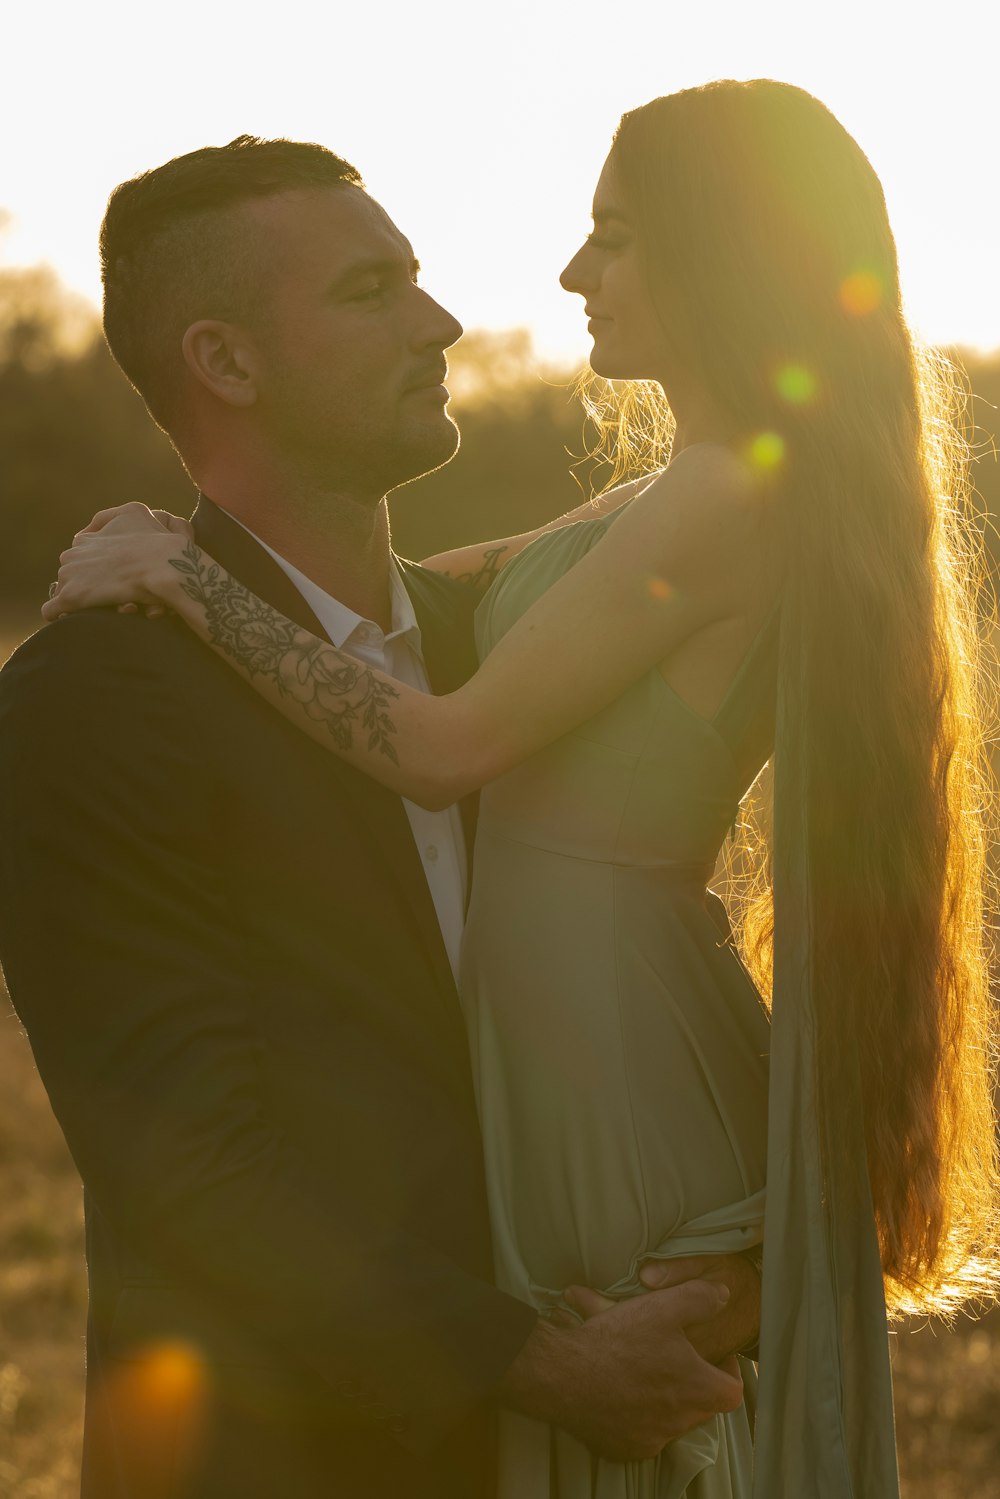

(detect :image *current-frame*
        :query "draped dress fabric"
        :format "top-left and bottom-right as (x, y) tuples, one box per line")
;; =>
(460, 511), (779, 1497)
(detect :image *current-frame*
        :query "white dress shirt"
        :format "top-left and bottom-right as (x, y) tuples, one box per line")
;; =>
(236, 525), (469, 984)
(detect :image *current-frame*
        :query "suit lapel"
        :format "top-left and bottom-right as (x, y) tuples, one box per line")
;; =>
(397, 557), (481, 871)
(190, 497), (460, 1002)
(396, 557), (479, 695)
(191, 497), (333, 642)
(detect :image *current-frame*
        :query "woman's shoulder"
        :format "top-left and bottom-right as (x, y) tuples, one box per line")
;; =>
(476, 445), (764, 653)
(473, 507), (626, 654)
(606, 443), (767, 601)
(629, 443), (758, 540)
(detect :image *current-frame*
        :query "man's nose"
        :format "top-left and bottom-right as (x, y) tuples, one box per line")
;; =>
(415, 289), (463, 349)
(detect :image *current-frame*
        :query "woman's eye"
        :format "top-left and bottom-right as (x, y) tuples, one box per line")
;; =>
(585, 233), (623, 252)
(355, 283), (384, 302)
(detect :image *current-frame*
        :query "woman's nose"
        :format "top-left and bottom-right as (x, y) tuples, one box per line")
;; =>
(560, 245), (592, 296)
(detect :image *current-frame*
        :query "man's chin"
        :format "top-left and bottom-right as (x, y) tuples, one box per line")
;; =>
(388, 413), (461, 493)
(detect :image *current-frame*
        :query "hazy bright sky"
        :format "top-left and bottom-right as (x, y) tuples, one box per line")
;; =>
(3, 0), (998, 365)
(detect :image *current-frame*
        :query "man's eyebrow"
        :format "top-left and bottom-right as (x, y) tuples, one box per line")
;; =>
(329, 255), (420, 293)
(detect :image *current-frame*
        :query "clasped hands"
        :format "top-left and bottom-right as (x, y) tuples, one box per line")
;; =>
(503, 1250), (760, 1463)
(42, 502), (191, 622)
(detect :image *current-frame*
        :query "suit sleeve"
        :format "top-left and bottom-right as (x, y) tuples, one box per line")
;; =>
(0, 612), (535, 1450)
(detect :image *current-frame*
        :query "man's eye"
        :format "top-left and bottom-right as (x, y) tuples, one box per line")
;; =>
(354, 283), (384, 302)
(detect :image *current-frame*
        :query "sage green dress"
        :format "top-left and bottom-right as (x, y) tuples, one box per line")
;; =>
(460, 511), (899, 1498)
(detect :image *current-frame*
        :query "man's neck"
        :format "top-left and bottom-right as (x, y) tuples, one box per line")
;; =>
(199, 467), (394, 630)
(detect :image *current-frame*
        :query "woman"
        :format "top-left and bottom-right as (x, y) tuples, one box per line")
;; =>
(46, 80), (999, 1498)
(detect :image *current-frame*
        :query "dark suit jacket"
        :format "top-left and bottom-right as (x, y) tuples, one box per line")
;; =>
(0, 498), (536, 1498)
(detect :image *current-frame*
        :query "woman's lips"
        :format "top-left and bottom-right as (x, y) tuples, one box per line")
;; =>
(586, 308), (611, 331)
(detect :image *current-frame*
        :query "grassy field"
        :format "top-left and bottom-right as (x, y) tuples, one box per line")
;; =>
(2, 990), (999, 1498)
(0, 997), (85, 1499)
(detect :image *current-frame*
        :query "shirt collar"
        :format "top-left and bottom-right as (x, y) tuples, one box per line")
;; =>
(229, 515), (422, 654)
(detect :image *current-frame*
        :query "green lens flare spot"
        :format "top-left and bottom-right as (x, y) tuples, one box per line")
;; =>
(775, 363), (817, 404)
(748, 432), (785, 470)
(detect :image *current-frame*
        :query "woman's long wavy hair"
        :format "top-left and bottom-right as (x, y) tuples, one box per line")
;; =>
(583, 79), (1000, 1316)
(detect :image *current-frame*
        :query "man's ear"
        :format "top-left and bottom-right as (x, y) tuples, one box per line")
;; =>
(181, 320), (259, 408)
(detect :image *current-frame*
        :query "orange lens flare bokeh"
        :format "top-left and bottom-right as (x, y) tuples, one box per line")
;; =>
(839, 268), (884, 317)
(106, 1340), (210, 1483)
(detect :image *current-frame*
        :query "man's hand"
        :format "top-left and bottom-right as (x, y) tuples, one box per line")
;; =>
(499, 1280), (744, 1462)
(638, 1253), (761, 1365)
(558, 1253), (761, 1367)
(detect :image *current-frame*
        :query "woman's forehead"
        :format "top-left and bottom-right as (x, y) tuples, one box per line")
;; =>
(592, 156), (628, 222)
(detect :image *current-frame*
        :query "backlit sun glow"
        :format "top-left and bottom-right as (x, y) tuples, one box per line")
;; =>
(1, 1), (997, 366)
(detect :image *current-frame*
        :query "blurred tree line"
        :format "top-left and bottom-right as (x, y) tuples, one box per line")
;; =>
(0, 263), (998, 628)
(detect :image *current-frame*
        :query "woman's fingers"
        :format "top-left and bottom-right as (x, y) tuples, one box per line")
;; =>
(75, 502), (184, 540)
(41, 530), (183, 623)
(43, 508), (187, 620)
(75, 502), (190, 538)
(150, 510), (194, 538)
(76, 501), (158, 536)
(42, 544), (140, 621)
(41, 577), (85, 620)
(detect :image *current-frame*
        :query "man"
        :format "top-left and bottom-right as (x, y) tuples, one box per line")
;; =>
(0, 137), (757, 1497)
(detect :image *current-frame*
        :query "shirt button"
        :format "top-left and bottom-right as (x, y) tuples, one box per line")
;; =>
(425, 845), (439, 863)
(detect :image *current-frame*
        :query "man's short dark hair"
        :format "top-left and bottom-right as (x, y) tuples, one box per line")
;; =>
(100, 135), (363, 433)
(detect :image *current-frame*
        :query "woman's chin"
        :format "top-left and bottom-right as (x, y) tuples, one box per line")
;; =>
(588, 349), (664, 386)
(588, 349), (628, 381)
(587, 338), (652, 383)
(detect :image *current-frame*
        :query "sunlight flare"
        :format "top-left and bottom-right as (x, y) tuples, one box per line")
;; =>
(775, 363), (818, 405)
(748, 432), (786, 471)
(839, 268), (884, 317)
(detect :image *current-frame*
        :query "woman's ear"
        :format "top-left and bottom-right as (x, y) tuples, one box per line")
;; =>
(181, 320), (259, 408)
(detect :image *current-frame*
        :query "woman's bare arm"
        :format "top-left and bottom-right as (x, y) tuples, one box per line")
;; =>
(417, 475), (659, 591)
(44, 446), (759, 809)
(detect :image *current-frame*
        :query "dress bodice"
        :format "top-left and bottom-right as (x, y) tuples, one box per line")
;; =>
(474, 508), (778, 871)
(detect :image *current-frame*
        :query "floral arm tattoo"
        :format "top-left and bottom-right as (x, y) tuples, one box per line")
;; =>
(169, 544), (400, 762)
